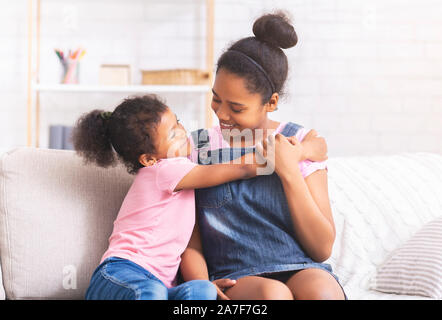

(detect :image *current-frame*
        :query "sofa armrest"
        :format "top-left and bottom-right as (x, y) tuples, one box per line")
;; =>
(0, 258), (5, 299)
(0, 147), (134, 299)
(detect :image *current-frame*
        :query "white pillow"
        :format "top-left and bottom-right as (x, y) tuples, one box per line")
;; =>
(370, 215), (442, 299)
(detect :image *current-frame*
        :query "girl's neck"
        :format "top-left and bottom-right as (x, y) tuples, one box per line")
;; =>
(261, 118), (281, 131)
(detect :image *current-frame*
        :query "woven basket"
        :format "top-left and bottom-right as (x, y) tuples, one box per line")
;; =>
(141, 69), (210, 85)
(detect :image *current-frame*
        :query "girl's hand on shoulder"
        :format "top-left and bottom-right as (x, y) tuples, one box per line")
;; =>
(297, 129), (328, 162)
(256, 133), (303, 176)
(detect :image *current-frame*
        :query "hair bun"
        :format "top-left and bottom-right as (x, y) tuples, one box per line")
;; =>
(252, 12), (298, 49)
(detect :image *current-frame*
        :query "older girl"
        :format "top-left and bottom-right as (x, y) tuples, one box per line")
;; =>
(180, 12), (346, 300)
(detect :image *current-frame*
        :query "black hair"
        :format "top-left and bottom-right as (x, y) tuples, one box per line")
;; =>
(216, 11), (298, 104)
(72, 94), (168, 175)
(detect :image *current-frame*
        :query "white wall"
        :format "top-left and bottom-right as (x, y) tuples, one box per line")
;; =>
(1, 0), (441, 156)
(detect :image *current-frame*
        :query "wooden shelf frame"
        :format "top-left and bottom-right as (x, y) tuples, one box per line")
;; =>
(26, 0), (215, 147)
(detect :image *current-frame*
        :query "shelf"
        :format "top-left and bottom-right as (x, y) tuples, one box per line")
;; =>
(27, 0), (215, 147)
(34, 83), (211, 93)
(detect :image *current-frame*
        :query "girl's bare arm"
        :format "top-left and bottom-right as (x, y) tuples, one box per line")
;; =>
(257, 134), (335, 262)
(180, 220), (235, 300)
(174, 153), (258, 191)
(279, 168), (335, 262)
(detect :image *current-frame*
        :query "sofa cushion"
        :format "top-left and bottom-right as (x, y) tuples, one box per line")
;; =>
(0, 147), (134, 299)
(326, 153), (442, 299)
(369, 215), (442, 299)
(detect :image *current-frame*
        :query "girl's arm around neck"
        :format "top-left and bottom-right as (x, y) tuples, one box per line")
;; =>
(174, 153), (258, 192)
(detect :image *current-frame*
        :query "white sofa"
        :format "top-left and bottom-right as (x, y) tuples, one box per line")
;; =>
(0, 147), (441, 300)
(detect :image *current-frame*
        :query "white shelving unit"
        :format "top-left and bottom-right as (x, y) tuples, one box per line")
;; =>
(33, 83), (211, 94)
(26, 0), (215, 147)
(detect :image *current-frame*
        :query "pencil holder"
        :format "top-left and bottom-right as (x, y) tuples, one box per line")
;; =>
(61, 60), (79, 84)
(55, 48), (86, 84)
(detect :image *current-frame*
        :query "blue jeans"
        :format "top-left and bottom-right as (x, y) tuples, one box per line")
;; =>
(85, 257), (217, 300)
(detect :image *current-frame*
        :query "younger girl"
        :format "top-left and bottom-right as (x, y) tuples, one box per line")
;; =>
(73, 94), (326, 300)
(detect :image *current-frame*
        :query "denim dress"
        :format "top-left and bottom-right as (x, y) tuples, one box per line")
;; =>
(191, 122), (339, 283)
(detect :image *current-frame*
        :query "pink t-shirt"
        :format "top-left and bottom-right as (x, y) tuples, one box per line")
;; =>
(101, 157), (197, 288)
(189, 122), (327, 177)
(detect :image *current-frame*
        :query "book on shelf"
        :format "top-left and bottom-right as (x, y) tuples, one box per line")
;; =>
(49, 125), (74, 150)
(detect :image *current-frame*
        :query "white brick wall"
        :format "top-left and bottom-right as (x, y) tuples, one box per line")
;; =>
(0, 0), (441, 156)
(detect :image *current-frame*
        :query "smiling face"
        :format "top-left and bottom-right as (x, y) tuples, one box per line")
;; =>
(211, 68), (280, 145)
(155, 108), (190, 159)
(139, 107), (190, 166)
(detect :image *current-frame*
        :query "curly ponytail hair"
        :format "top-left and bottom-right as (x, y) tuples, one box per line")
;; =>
(216, 11), (298, 104)
(72, 94), (168, 175)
